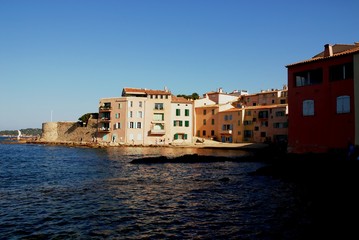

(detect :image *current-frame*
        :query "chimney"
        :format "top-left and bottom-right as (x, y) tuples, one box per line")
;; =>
(324, 44), (333, 57)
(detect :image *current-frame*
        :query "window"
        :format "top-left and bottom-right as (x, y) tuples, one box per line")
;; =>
(203, 119), (206, 125)
(276, 111), (285, 117)
(129, 122), (134, 128)
(303, 100), (314, 116)
(246, 110), (251, 116)
(212, 109), (215, 115)
(137, 133), (142, 140)
(137, 111), (143, 118)
(185, 121), (189, 127)
(261, 121), (268, 127)
(237, 120), (241, 126)
(137, 122), (142, 129)
(176, 109), (180, 116)
(202, 130), (206, 137)
(118, 103), (122, 109)
(273, 122), (288, 128)
(211, 130), (215, 136)
(244, 120), (252, 125)
(173, 120), (183, 127)
(337, 95), (350, 114)
(185, 109), (190, 116)
(139, 101), (142, 107)
(154, 103), (164, 110)
(129, 101), (133, 107)
(330, 63), (353, 81)
(258, 111), (269, 119)
(260, 132), (266, 137)
(222, 124), (232, 130)
(211, 119), (215, 125)
(153, 113), (164, 121)
(115, 113), (120, 119)
(244, 130), (252, 138)
(203, 109), (207, 115)
(295, 68), (323, 87)
(254, 126), (259, 131)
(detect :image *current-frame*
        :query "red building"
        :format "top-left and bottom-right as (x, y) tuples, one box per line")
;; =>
(286, 43), (359, 153)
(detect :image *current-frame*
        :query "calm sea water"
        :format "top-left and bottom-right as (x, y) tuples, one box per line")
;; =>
(0, 141), (310, 239)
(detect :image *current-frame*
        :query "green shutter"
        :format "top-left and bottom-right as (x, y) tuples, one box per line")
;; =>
(174, 134), (178, 140)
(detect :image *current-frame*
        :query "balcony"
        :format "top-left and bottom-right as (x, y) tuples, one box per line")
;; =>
(220, 130), (232, 135)
(99, 106), (112, 112)
(149, 129), (166, 135)
(99, 117), (111, 122)
(98, 127), (111, 132)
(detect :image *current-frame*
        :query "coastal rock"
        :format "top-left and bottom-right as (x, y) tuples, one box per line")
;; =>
(130, 154), (242, 164)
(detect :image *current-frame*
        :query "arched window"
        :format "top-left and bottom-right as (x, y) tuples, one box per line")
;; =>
(303, 100), (314, 116)
(337, 95), (350, 114)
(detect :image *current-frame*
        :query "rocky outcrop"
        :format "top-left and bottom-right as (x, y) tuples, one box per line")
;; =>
(40, 119), (98, 143)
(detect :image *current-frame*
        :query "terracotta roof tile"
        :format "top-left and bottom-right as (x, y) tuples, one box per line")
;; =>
(171, 96), (192, 103)
(286, 44), (359, 67)
(123, 87), (171, 96)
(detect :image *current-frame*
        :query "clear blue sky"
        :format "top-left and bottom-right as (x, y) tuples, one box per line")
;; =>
(1, 0), (358, 130)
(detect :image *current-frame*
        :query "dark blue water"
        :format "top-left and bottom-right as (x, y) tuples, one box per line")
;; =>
(0, 142), (310, 239)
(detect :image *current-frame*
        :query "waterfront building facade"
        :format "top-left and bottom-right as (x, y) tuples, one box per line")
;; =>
(193, 87), (288, 143)
(170, 96), (193, 144)
(194, 89), (239, 140)
(98, 88), (193, 145)
(217, 87), (288, 143)
(286, 43), (359, 153)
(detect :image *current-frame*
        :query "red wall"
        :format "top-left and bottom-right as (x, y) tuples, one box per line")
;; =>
(287, 55), (355, 153)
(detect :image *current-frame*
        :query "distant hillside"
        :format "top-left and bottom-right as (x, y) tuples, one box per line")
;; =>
(0, 128), (42, 136)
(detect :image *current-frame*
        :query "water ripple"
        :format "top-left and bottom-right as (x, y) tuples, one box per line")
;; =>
(0, 143), (310, 239)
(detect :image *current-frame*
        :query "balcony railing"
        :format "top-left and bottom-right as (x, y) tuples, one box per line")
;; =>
(220, 130), (232, 135)
(99, 117), (111, 122)
(99, 106), (112, 112)
(98, 127), (111, 132)
(149, 129), (166, 135)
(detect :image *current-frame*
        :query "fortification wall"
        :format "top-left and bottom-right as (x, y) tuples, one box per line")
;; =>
(41, 119), (98, 142)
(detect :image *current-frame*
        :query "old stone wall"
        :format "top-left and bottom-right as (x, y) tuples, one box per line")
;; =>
(41, 119), (98, 142)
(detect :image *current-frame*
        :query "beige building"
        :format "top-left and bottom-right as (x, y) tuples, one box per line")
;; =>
(98, 87), (193, 145)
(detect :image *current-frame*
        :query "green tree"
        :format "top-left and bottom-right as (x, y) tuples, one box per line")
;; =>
(78, 113), (98, 126)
